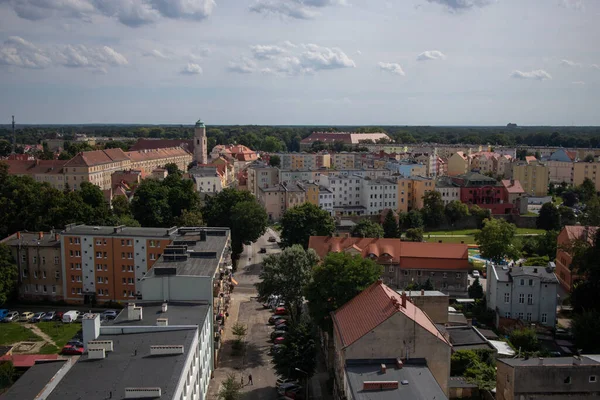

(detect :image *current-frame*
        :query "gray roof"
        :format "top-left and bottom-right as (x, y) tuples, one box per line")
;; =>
(438, 326), (495, 351)
(2, 232), (61, 247)
(493, 265), (559, 284)
(499, 356), (600, 367)
(110, 302), (210, 327)
(449, 377), (478, 389)
(401, 290), (448, 297)
(2, 360), (67, 400)
(63, 224), (177, 238)
(47, 328), (196, 400)
(345, 360), (447, 400)
(189, 166), (219, 177)
(144, 227), (230, 278)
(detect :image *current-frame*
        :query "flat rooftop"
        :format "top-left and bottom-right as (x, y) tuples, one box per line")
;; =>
(110, 302), (210, 327)
(345, 359), (447, 400)
(437, 326), (495, 352)
(2, 360), (67, 400)
(63, 224), (178, 238)
(2, 232), (61, 247)
(499, 356), (600, 367)
(400, 290), (448, 297)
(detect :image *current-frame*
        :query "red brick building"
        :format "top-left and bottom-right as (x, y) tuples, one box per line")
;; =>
(555, 225), (598, 291)
(451, 172), (514, 214)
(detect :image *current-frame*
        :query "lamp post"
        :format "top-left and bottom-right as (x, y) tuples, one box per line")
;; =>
(295, 368), (309, 400)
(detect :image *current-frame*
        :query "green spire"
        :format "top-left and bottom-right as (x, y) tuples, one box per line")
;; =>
(195, 119), (205, 128)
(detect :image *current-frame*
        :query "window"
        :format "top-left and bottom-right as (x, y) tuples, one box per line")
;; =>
(76, 263), (81, 270)
(69, 238), (73, 244)
(526, 313), (532, 321)
(417, 271), (422, 276)
(35, 284), (39, 292)
(150, 240), (156, 247)
(42, 271), (46, 279)
(71, 288), (75, 294)
(96, 252), (102, 258)
(128, 265), (134, 272)
(565, 376), (572, 384)
(505, 312), (511, 318)
(121, 252), (125, 259)
(33, 256), (37, 264)
(504, 293), (510, 303)
(21, 254), (26, 263)
(456, 273), (461, 279)
(75, 250), (80, 257)
(34, 271), (38, 278)
(528, 279), (534, 286)
(127, 239), (132, 246)
(122, 265), (126, 272)
(42, 256), (46, 265)
(590, 376), (597, 383)
(389, 266), (394, 273)
(150, 253), (156, 260)
(104, 277), (108, 284)
(123, 290), (127, 297)
(403, 270), (408, 276)
(54, 256), (59, 265)
(527, 294), (533, 305)
(70, 250), (73, 257)
(520, 279), (525, 286)
(519, 294), (525, 304)
(76, 288), (82, 295)
(76, 276), (82, 282)
(52, 285), (56, 293)
(541, 313), (547, 323)
(98, 277), (103, 284)
(96, 239), (102, 245)
(71, 275), (75, 282)
(103, 252), (107, 259)
(128, 278), (134, 284)
(127, 252), (133, 259)
(121, 239), (125, 246)
(43, 285), (47, 293)
(122, 278), (126, 284)
(74, 238), (80, 244)
(518, 312), (524, 319)
(97, 264), (103, 271)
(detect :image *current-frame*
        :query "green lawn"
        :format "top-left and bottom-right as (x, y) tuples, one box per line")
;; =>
(515, 228), (546, 235)
(37, 322), (82, 349)
(38, 343), (60, 355)
(424, 236), (477, 244)
(0, 323), (42, 345)
(425, 227), (545, 237)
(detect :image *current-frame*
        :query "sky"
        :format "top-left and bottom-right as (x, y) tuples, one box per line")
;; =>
(0, 0), (599, 126)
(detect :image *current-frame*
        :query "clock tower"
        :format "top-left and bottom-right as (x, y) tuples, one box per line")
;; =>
(194, 119), (208, 164)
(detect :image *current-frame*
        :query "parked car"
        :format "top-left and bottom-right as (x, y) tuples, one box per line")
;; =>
(61, 340), (84, 355)
(2, 311), (19, 322)
(268, 236), (277, 242)
(276, 378), (299, 388)
(274, 307), (288, 315)
(273, 336), (287, 345)
(0, 310), (8, 320)
(259, 248), (267, 254)
(269, 315), (287, 324)
(62, 310), (80, 323)
(19, 312), (34, 322)
(472, 270), (480, 278)
(284, 386), (305, 399)
(272, 324), (289, 331)
(278, 383), (302, 395)
(42, 311), (56, 322)
(55, 311), (65, 321)
(30, 312), (46, 323)
(271, 330), (287, 340)
(274, 319), (288, 327)
(271, 344), (284, 354)
(102, 310), (118, 320)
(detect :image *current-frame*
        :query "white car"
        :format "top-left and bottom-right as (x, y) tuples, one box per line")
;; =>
(472, 270), (480, 278)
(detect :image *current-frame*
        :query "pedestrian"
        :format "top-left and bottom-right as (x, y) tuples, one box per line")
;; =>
(248, 374), (253, 385)
(241, 375), (244, 386)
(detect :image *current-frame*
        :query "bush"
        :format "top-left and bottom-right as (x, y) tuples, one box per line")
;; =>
(523, 256), (550, 266)
(509, 327), (539, 352)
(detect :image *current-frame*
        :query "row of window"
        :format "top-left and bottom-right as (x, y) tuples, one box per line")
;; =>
(505, 312), (547, 323)
(20, 255), (60, 265)
(23, 284), (57, 294)
(21, 270), (59, 279)
(504, 293), (535, 304)
(383, 267), (463, 278)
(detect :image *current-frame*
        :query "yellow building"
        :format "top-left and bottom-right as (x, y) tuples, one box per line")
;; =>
(332, 153), (357, 169)
(510, 159), (549, 196)
(573, 161), (600, 191)
(397, 177), (436, 213)
(304, 182), (320, 206)
(447, 152), (469, 176)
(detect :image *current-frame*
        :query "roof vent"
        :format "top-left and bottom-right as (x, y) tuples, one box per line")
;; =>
(161, 303), (168, 313)
(88, 348), (106, 359)
(396, 358), (403, 369)
(124, 388), (162, 399)
(88, 340), (114, 352)
(380, 364), (386, 374)
(156, 318), (168, 326)
(363, 381), (399, 391)
(533, 268), (538, 273)
(150, 345), (184, 356)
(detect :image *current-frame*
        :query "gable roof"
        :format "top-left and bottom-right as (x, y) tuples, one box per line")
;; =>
(129, 138), (194, 152)
(562, 225), (598, 243)
(3, 159), (68, 175)
(501, 179), (525, 194)
(525, 155), (538, 164)
(332, 281), (450, 349)
(63, 149), (129, 167)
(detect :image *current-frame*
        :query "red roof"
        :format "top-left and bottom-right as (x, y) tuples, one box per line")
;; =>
(3, 159), (67, 175)
(0, 354), (60, 368)
(501, 179), (525, 194)
(130, 138), (194, 152)
(63, 148), (129, 167)
(525, 156), (537, 164)
(562, 226), (598, 243)
(332, 281), (450, 348)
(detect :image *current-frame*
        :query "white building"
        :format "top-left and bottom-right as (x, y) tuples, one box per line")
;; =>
(361, 177), (398, 215)
(318, 186), (334, 215)
(435, 178), (461, 206)
(189, 166), (224, 193)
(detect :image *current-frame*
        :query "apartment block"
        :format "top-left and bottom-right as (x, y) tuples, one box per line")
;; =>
(397, 177), (436, 213)
(435, 177), (461, 206)
(246, 162), (279, 196)
(509, 158), (549, 196)
(360, 177), (398, 215)
(413, 153), (438, 177)
(258, 183), (307, 221)
(447, 151), (470, 176)
(573, 161), (600, 191)
(332, 152), (358, 169)
(546, 149), (577, 184)
(555, 225), (597, 292)
(269, 152), (331, 170)
(125, 147), (192, 176)
(386, 161), (427, 178)
(1, 231), (64, 301)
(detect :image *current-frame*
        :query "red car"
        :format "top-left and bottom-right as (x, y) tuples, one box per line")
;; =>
(274, 336), (286, 344)
(274, 307), (287, 315)
(61, 341), (84, 355)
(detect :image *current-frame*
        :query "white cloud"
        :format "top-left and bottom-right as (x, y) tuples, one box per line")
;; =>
(510, 69), (552, 80)
(378, 62), (405, 76)
(143, 49), (169, 59)
(356, 50), (362, 55)
(560, 59), (581, 67)
(249, 0), (345, 19)
(300, 44), (356, 70)
(559, 0), (584, 10)
(180, 63), (202, 75)
(250, 45), (286, 60)
(572, 81), (585, 85)
(227, 57), (257, 74)
(0, 36), (52, 69)
(5, 0), (95, 21)
(416, 50), (446, 61)
(591, 64), (599, 70)
(427, 0), (496, 12)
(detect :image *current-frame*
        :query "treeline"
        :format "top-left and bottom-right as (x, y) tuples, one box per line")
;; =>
(2, 125), (600, 154)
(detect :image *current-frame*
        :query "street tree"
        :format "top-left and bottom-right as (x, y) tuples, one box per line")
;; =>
(445, 200), (470, 227)
(536, 203), (561, 231)
(217, 374), (242, 400)
(351, 219), (384, 238)
(468, 277), (484, 299)
(256, 245), (319, 319)
(400, 210), (424, 230)
(421, 191), (446, 228)
(280, 203), (335, 249)
(474, 218), (520, 263)
(306, 252), (382, 331)
(0, 244), (17, 305)
(272, 318), (317, 381)
(383, 210), (400, 238)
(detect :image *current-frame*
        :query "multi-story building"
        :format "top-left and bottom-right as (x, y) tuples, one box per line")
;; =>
(309, 237), (470, 296)
(210, 144), (258, 165)
(360, 177), (398, 215)
(331, 281), (451, 396)
(125, 147), (192, 176)
(257, 183), (307, 221)
(469, 152), (497, 175)
(509, 158), (549, 196)
(413, 153), (438, 177)
(318, 186), (334, 215)
(265, 152), (330, 170)
(574, 161), (600, 191)
(63, 148), (132, 190)
(435, 177), (461, 206)
(486, 264), (558, 328)
(437, 156), (448, 176)
(320, 175), (365, 216)
(299, 131), (391, 150)
(555, 225), (598, 292)
(189, 165), (224, 193)
(331, 152), (357, 169)
(496, 356), (600, 400)
(246, 162), (279, 196)
(1, 231), (64, 301)
(303, 182), (320, 206)
(279, 169), (324, 185)
(447, 151), (470, 176)
(494, 154), (513, 177)
(397, 177), (436, 213)
(452, 172), (514, 214)
(386, 161), (427, 178)
(516, 146), (600, 160)
(3, 159), (69, 190)
(546, 149), (577, 184)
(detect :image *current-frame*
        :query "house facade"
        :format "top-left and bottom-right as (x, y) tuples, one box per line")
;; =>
(555, 225), (598, 291)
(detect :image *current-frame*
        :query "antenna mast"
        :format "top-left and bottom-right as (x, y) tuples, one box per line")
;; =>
(11, 115), (15, 154)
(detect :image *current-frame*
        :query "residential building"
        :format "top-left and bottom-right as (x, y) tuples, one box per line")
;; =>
(63, 148), (132, 190)
(331, 152), (357, 169)
(360, 177), (398, 216)
(0, 359), (71, 400)
(129, 138), (194, 153)
(257, 183), (307, 221)
(516, 146), (600, 160)
(299, 131), (391, 150)
(279, 169), (324, 185)
(573, 161), (600, 191)
(125, 147), (192, 176)
(321, 175), (365, 216)
(436, 145), (483, 160)
(111, 170), (142, 191)
(555, 225), (598, 291)
(303, 182), (320, 206)
(496, 356), (600, 400)
(246, 162), (279, 196)
(385, 161), (427, 178)
(309, 237), (470, 296)
(437, 156), (448, 177)
(447, 151), (470, 176)
(401, 290), (449, 324)
(509, 158), (549, 196)
(546, 149), (577, 184)
(435, 177), (461, 206)
(469, 152), (497, 175)
(318, 186), (334, 215)
(1, 231), (64, 301)
(267, 152), (331, 170)
(501, 179), (527, 214)
(494, 154), (513, 177)
(210, 144), (258, 164)
(3, 159), (69, 190)
(207, 157), (235, 187)
(189, 165), (224, 193)
(486, 264), (558, 328)
(397, 177), (436, 213)
(413, 153), (438, 177)
(332, 281), (451, 396)
(452, 172), (514, 215)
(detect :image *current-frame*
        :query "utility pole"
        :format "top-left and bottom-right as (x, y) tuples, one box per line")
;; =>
(11, 115), (16, 154)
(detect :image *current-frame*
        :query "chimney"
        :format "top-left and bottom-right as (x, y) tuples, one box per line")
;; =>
(55, 233), (59, 241)
(156, 318), (168, 326)
(380, 364), (386, 374)
(38, 232), (44, 239)
(401, 292), (407, 308)
(533, 268), (538, 273)
(466, 318), (472, 328)
(16, 232), (21, 239)
(396, 358), (403, 369)
(420, 289), (424, 296)
(538, 357), (544, 366)
(127, 303), (142, 321)
(82, 313), (101, 351)
(88, 348), (106, 359)
(161, 303), (168, 313)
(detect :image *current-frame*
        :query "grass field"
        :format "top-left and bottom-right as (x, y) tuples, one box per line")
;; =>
(37, 322), (82, 349)
(0, 323), (42, 345)
(424, 236), (477, 244)
(425, 228), (545, 236)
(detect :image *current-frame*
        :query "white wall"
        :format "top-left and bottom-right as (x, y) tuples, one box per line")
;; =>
(141, 276), (213, 302)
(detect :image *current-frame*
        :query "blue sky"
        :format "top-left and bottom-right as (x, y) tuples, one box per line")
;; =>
(0, 0), (599, 125)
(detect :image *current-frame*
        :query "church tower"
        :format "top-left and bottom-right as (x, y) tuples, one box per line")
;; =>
(194, 119), (208, 165)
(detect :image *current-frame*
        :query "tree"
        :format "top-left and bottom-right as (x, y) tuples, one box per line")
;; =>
(230, 201), (268, 256)
(469, 205), (491, 229)
(351, 219), (384, 238)
(0, 244), (17, 305)
(280, 203), (335, 249)
(451, 350), (479, 376)
(580, 196), (600, 226)
(0, 360), (16, 390)
(465, 359), (496, 391)
(509, 327), (539, 352)
(400, 210), (424, 230)
(131, 179), (172, 227)
(579, 178), (597, 203)
(445, 200), (470, 227)
(383, 210), (399, 238)
(584, 154), (595, 162)
(569, 230), (600, 313)
(174, 209), (204, 227)
(421, 191), (446, 228)
(572, 311), (600, 353)
(305, 252), (382, 331)
(269, 154), (281, 168)
(262, 136), (284, 152)
(562, 190), (578, 207)
(111, 195), (131, 217)
(256, 245), (319, 319)
(0, 140), (11, 157)
(559, 206), (577, 226)
(217, 374), (242, 400)
(475, 218), (520, 263)
(272, 318), (317, 380)
(164, 163), (180, 176)
(405, 228), (424, 242)
(468, 277), (484, 299)
(536, 203), (561, 231)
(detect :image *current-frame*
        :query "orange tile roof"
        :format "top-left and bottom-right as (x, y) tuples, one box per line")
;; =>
(130, 138), (194, 152)
(125, 147), (191, 162)
(501, 179), (525, 194)
(332, 280), (450, 349)
(3, 159), (67, 175)
(563, 226), (598, 243)
(525, 156), (537, 164)
(63, 148), (129, 167)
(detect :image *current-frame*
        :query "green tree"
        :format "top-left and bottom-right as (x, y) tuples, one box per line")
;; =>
(262, 136), (284, 152)
(269, 154), (281, 168)
(0, 244), (17, 305)
(272, 318), (317, 380)
(131, 179), (172, 227)
(174, 209), (204, 227)
(475, 218), (520, 263)
(584, 154), (595, 162)
(405, 228), (424, 242)
(451, 350), (479, 376)
(217, 374), (242, 400)
(572, 311), (600, 353)
(383, 210), (399, 238)
(559, 206), (577, 226)
(306, 252), (382, 331)
(351, 219), (384, 238)
(421, 191), (446, 228)
(465, 359), (496, 391)
(0, 140), (11, 157)
(111, 195), (131, 217)
(256, 245), (319, 319)
(280, 203), (335, 249)
(469, 205), (491, 229)
(0, 361), (16, 390)
(580, 196), (600, 226)
(164, 163), (181, 176)
(400, 210), (424, 230)
(579, 178), (597, 203)
(230, 201), (268, 256)
(536, 203), (561, 231)
(509, 327), (539, 352)
(468, 277), (484, 299)
(445, 200), (470, 227)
